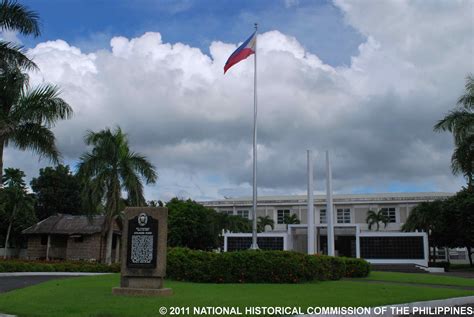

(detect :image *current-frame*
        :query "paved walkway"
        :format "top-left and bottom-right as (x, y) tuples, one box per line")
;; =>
(350, 279), (474, 291)
(433, 271), (474, 279)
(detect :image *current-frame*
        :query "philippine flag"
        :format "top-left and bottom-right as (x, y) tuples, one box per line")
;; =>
(224, 32), (256, 74)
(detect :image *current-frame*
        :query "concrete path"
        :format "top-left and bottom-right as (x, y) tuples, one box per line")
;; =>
(348, 279), (474, 291)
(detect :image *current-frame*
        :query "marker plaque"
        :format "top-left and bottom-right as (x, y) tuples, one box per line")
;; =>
(112, 207), (172, 296)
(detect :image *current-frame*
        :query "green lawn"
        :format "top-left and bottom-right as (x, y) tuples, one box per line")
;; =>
(0, 274), (473, 317)
(365, 271), (474, 287)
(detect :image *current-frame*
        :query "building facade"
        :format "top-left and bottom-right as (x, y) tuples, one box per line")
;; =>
(203, 192), (453, 267)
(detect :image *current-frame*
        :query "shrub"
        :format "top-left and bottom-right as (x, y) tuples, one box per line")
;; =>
(342, 257), (371, 277)
(0, 259), (120, 273)
(167, 248), (369, 283)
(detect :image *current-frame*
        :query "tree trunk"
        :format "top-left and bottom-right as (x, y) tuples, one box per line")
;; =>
(3, 220), (12, 259)
(105, 217), (115, 265)
(3, 205), (17, 259)
(0, 137), (4, 186)
(467, 246), (473, 267)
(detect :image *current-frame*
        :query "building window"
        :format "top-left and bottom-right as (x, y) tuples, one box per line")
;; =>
(337, 208), (351, 224)
(381, 207), (397, 223)
(74, 236), (84, 243)
(277, 209), (290, 224)
(237, 210), (249, 219)
(320, 209), (327, 224)
(41, 235), (48, 245)
(221, 210), (234, 216)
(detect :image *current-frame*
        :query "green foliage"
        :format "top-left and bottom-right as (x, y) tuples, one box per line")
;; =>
(30, 165), (83, 220)
(167, 198), (252, 250)
(366, 209), (389, 231)
(0, 168), (36, 248)
(77, 127), (157, 263)
(257, 215), (274, 232)
(283, 213), (300, 224)
(0, 259), (120, 273)
(167, 247), (370, 283)
(403, 190), (474, 266)
(0, 0), (40, 70)
(342, 257), (371, 277)
(167, 198), (220, 250)
(434, 74), (474, 189)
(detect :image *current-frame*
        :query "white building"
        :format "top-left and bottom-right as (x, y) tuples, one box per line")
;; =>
(203, 192), (456, 267)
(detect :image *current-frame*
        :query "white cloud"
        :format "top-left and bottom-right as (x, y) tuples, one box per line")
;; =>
(4, 0), (472, 201)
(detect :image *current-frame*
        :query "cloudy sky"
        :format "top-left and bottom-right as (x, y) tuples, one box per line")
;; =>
(2, 0), (473, 201)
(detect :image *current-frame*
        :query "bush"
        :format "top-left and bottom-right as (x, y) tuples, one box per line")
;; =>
(0, 259), (120, 273)
(342, 257), (371, 277)
(0, 250), (370, 283)
(167, 248), (369, 283)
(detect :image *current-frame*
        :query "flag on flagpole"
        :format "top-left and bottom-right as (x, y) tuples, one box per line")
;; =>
(224, 32), (256, 74)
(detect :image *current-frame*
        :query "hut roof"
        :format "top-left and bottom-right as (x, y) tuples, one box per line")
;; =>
(22, 214), (110, 235)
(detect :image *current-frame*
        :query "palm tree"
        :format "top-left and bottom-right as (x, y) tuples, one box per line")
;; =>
(366, 209), (389, 231)
(1, 168), (35, 258)
(257, 215), (274, 232)
(0, 78), (73, 182)
(77, 127), (157, 264)
(1, 0), (40, 70)
(283, 213), (300, 225)
(434, 75), (474, 190)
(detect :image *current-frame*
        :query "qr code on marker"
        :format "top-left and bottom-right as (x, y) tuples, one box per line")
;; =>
(131, 235), (153, 264)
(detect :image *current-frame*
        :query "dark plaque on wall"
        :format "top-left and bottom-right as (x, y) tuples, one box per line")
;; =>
(126, 213), (159, 268)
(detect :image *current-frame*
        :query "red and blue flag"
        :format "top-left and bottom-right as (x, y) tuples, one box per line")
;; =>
(224, 32), (256, 74)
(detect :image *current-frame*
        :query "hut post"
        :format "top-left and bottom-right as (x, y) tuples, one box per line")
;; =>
(115, 236), (120, 263)
(46, 235), (51, 261)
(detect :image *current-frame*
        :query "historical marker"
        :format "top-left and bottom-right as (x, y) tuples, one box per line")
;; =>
(112, 207), (172, 296)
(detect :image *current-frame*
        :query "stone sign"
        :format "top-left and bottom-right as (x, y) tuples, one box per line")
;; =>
(112, 207), (172, 296)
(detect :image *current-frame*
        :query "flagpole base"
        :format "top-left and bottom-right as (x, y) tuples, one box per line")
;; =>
(250, 244), (259, 250)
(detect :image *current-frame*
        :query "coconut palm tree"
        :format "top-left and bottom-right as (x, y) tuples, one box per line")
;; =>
(366, 209), (389, 231)
(77, 127), (157, 264)
(1, 168), (35, 258)
(257, 215), (274, 232)
(0, 75), (73, 182)
(434, 75), (474, 190)
(0, 0), (40, 70)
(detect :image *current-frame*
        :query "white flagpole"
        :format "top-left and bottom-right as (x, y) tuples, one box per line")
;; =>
(326, 150), (335, 256)
(251, 23), (259, 250)
(307, 150), (315, 254)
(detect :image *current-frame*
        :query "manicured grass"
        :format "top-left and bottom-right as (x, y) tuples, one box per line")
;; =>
(365, 271), (474, 287)
(0, 274), (473, 317)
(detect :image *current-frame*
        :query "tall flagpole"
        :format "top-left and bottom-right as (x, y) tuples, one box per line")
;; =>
(326, 150), (335, 256)
(251, 23), (259, 249)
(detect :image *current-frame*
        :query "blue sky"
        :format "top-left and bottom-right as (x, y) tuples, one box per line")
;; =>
(21, 0), (363, 66)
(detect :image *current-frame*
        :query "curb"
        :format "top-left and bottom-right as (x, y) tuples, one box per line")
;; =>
(0, 272), (112, 277)
(300, 295), (474, 317)
(0, 314), (16, 317)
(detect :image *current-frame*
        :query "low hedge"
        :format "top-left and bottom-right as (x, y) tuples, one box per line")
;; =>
(0, 249), (370, 283)
(167, 247), (370, 283)
(0, 259), (120, 273)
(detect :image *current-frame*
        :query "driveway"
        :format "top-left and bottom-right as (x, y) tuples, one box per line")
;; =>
(0, 275), (77, 293)
(0, 273), (110, 293)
